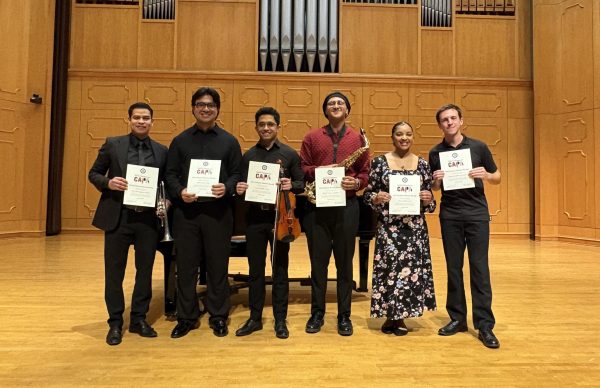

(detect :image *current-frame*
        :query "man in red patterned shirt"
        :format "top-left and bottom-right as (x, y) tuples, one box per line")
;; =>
(299, 92), (370, 336)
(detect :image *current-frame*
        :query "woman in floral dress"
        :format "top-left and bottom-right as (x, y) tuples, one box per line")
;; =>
(363, 121), (437, 335)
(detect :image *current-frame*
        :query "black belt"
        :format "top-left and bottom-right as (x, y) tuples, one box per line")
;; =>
(124, 205), (153, 213)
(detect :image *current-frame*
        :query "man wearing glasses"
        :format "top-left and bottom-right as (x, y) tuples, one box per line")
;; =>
(165, 87), (242, 338)
(234, 107), (304, 339)
(299, 92), (370, 336)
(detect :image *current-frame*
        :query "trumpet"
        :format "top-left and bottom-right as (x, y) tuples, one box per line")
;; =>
(156, 181), (174, 242)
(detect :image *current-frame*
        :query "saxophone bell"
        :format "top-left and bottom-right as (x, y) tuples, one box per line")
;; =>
(304, 127), (370, 204)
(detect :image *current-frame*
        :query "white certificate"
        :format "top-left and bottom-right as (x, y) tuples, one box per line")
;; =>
(123, 164), (159, 207)
(439, 149), (475, 191)
(245, 161), (279, 204)
(315, 166), (346, 208)
(187, 159), (221, 197)
(389, 174), (421, 215)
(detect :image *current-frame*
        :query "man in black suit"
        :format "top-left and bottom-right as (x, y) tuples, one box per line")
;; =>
(88, 102), (168, 346)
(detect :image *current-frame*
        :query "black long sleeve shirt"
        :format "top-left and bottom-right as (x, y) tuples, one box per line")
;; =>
(165, 124), (242, 204)
(241, 140), (304, 194)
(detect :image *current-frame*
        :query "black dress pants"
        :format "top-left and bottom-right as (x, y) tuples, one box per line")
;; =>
(245, 207), (290, 322)
(303, 197), (359, 319)
(173, 201), (232, 324)
(440, 218), (495, 330)
(104, 208), (158, 328)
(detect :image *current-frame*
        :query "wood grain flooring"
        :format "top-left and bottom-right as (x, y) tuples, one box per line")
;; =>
(0, 234), (598, 387)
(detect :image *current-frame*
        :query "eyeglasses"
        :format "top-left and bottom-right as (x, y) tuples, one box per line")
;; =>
(257, 121), (278, 128)
(327, 100), (346, 107)
(194, 102), (218, 109)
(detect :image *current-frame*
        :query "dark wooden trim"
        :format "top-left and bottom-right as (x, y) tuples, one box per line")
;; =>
(46, 0), (71, 235)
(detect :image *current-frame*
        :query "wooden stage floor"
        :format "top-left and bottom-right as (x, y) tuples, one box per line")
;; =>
(0, 234), (598, 387)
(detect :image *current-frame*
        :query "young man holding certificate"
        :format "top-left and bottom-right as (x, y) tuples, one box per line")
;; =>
(88, 102), (168, 345)
(299, 92), (370, 336)
(234, 107), (304, 339)
(165, 87), (242, 338)
(428, 104), (502, 349)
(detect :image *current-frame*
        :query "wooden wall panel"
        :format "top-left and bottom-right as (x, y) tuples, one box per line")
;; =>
(280, 114), (319, 151)
(138, 80), (186, 111)
(66, 2), (532, 80)
(0, 1), (29, 103)
(0, 103), (25, 222)
(507, 118), (533, 235)
(81, 80), (139, 110)
(456, 87), (507, 119)
(409, 86), (455, 117)
(455, 17), (516, 78)
(276, 83), (320, 115)
(534, 0), (600, 242)
(138, 21), (175, 70)
(420, 30), (453, 76)
(0, 0), (54, 235)
(64, 73), (532, 239)
(559, 1), (594, 113)
(70, 6), (138, 69)
(340, 5), (418, 74)
(517, 0), (533, 80)
(176, 1), (256, 71)
(61, 109), (81, 229)
(557, 110), (595, 228)
(363, 86), (409, 117)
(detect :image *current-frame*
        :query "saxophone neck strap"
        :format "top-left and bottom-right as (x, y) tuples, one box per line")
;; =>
(326, 124), (346, 164)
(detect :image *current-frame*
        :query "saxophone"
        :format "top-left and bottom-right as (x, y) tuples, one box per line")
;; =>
(304, 127), (370, 204)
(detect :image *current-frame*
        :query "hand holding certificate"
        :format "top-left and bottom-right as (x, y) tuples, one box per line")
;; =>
(187, 159), (221, 197)
(315, 166), (346, 207)
(439, 149), (475, 191)
(123, 164), (159, 207)
(245, 161), (280, 204)
(389, 174), (421, 215)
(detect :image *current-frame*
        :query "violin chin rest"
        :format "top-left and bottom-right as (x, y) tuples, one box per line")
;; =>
(279, 235), (296, 244)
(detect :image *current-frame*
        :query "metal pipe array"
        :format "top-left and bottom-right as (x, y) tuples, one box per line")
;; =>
(143, 0), (175, 20)
(259, 0), (338, 72)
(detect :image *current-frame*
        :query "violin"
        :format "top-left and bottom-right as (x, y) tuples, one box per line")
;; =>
(275, 165), (301, 243)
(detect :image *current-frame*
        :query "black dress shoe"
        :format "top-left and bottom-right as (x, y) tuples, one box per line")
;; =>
(274, 320), (289, 339)
(129, 320), (157, 338)
(337, 316), (353, 336)
(393, 320), (408, 336)
(438, 320), (468, 336)
(381, 319), (397, 334)
(235, 318), (263, 337)
(170, 320), (199, 339)
(106, 327), (122, 346)
(479, 329), (500, 349)
(305, 313), (324, 334)
(209, 319), (228, 337)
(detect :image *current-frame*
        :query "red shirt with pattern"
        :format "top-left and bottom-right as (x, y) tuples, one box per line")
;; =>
(300, 125), (370, 198)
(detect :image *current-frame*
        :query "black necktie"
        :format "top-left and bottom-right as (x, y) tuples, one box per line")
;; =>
(137, 142), (145, 166)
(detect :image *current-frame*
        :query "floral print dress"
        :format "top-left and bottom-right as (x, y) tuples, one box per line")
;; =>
(363, 155), (437, 319)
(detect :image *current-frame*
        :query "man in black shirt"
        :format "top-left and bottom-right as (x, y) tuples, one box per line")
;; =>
(234, 107), (304, 339)
(428, 104), (501, 349)
(88, 102), (168, 345)
(165, 87), (242, 338)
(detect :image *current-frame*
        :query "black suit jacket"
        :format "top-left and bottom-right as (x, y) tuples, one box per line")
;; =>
(88, 134), (168, 232)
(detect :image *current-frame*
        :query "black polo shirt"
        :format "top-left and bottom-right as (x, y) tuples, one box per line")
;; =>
(165, 124), (242, 203)
(428, 135), (497, 221)
(241, 140), (304, 194)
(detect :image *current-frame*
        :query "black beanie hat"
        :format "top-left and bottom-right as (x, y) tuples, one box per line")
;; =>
(322, 92), (351, 118)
